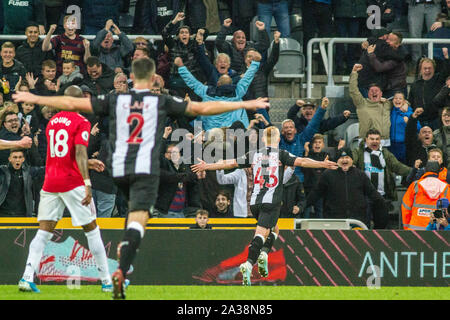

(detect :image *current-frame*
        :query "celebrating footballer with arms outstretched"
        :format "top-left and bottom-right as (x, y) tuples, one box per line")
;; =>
(191, 126), (338, 285)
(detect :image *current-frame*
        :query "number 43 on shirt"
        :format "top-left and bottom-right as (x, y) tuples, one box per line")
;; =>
(254, 166), (279, 188)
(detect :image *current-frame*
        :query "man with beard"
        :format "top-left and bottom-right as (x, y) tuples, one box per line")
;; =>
(305, 147), (387, 228)
(92, 19), (134, 74)
(215, 18), (270, 75)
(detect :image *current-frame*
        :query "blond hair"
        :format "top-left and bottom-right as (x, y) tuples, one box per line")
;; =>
(263, 126), (280, 146)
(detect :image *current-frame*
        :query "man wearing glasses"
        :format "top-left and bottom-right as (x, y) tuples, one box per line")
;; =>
(0, 111), (39, 165)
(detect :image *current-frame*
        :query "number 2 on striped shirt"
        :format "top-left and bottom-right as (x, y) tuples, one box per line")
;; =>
(126, 113), (144, 144)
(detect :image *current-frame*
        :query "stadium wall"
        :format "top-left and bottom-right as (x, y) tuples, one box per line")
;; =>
(1, 228), (449, 287)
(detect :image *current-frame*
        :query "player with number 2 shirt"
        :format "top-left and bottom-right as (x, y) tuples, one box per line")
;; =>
(13, 57), (271, 299)
(191, 126), (339, 286)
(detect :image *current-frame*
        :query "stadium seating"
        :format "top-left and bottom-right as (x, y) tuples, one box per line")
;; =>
(343, 122), (360, 150)
(272, 38), (305, 80)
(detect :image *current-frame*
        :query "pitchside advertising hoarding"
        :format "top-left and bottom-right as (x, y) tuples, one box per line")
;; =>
(0, 228), (448, 287)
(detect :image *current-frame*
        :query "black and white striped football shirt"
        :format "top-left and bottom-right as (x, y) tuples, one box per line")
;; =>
(238, 147), (297, 205)
(91, 89), (188, 178)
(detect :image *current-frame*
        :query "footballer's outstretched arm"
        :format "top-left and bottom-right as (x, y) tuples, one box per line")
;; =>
(0, 136), (32, 150)
(191, 159), (238, 172)
(185, 97), (269, 117)
(294, 156), (338, 170)
(13, 91), (93, 113)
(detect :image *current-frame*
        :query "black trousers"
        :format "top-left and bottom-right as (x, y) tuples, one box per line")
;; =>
(301, 0), (333, 63)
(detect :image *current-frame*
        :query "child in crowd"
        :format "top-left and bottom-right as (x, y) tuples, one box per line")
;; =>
(57, 60), (83, 88)
(190, 209), (212, 229)
(18, 101), (39, 135)
(389, 91), (420, 164)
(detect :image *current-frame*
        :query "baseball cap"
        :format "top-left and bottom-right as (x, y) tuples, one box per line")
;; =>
(301, 100), (316, 108)
(336, 147), (353, 160)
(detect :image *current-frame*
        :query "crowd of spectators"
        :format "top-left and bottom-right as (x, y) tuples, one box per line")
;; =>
(0, 1), (449, 231)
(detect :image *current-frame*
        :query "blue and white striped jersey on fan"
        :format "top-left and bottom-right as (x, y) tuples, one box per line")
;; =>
(91, 89), (188, 178)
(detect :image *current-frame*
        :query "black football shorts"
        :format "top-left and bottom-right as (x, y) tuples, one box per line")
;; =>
(250, 203), (281, 229)
(113, 174), (159, 213)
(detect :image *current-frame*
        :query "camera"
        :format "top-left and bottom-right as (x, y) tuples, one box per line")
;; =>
(433, 209), (443, 219)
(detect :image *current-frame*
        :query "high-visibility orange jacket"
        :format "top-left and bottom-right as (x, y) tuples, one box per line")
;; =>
(401, 171), (450, 230)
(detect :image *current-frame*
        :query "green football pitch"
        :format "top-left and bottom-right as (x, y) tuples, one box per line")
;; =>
(0, 285), (448, 300)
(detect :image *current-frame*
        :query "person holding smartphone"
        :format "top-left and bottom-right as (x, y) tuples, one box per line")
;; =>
(427, 198), (450, 230)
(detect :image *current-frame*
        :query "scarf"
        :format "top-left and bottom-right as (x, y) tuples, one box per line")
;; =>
(364, 147), (386, 196)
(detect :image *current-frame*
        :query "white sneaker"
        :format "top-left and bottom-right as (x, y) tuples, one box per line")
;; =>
(239, 262), (252, 286)
(257, 251), (269, 278)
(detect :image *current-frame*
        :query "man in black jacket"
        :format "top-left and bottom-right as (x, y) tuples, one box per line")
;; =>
(0, 149), (40, 217)
(161, 12), (206, 99)
(405, 108), (436, 168)
(215, 17), (270, 75)
(408, 53), (450, 130)
(305, 147), (388, 228)
(82, 56), (115, 96)
(0, 42), (27, 101)
(16, 23), (53, 76)
(155, 143), (201, 218)
(243, 30), (280, 103)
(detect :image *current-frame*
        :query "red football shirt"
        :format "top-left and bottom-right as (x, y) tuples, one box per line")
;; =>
(42, 111), (91, 193)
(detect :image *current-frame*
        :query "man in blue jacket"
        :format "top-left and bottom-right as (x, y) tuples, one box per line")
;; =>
(174, 53), (261, 131)
(287, 99), (350, 134)
(280, 97), (329, 182)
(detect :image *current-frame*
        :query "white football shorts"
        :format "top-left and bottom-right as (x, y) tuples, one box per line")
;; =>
(38, 186), (96, 226)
